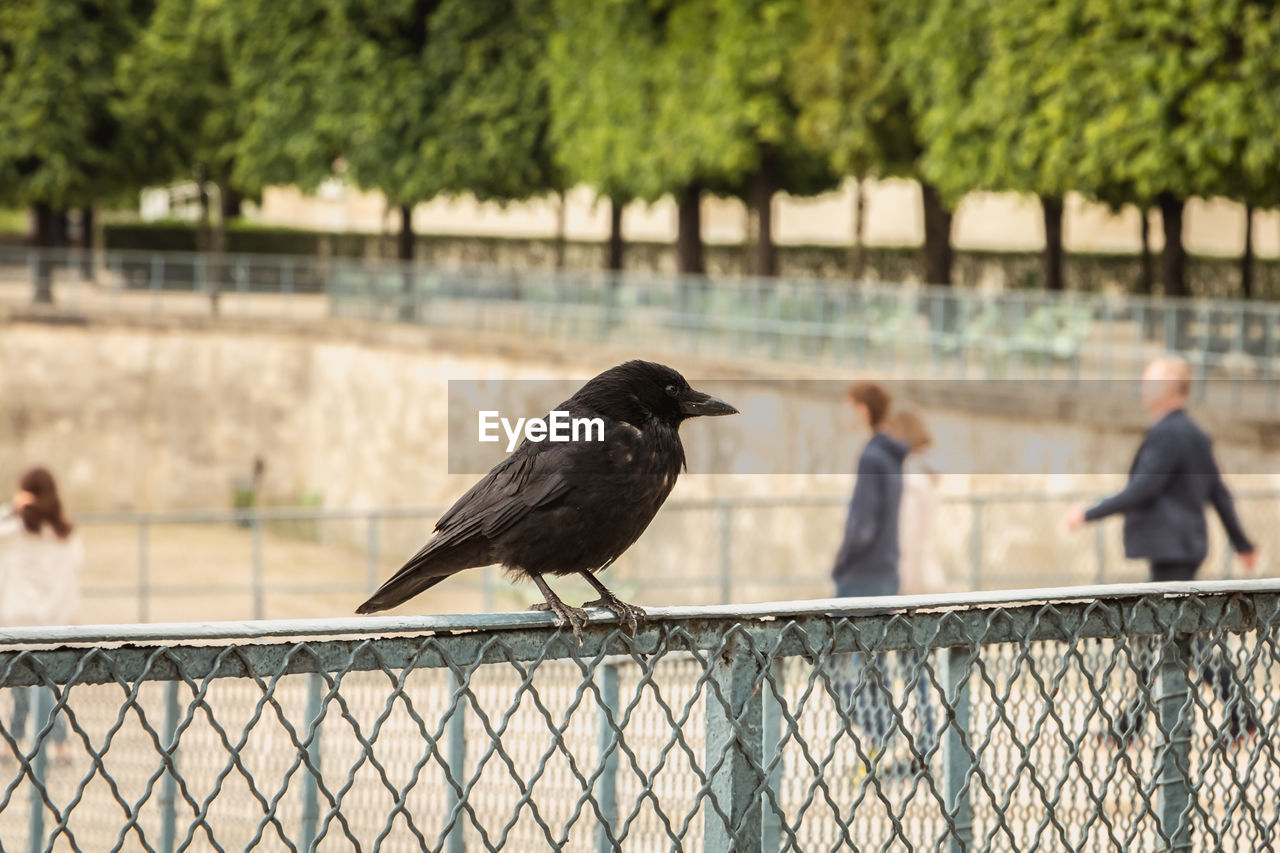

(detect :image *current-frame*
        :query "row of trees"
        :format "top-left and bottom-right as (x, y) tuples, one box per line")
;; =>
(3, 0), (1279, 298)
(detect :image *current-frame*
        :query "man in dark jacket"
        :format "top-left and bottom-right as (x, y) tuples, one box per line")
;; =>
(1067, 356), (1258, 745)
(833, 382), (909, 755)
(1066, 356), (1256, 574)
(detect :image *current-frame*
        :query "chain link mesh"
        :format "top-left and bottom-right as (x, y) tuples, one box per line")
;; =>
(0, 586), (1275, 851)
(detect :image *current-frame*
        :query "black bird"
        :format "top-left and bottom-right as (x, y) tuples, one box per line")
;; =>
(356, 360), (737, 636)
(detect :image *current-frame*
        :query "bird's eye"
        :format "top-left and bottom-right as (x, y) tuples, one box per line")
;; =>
(665, 384), (679, 397)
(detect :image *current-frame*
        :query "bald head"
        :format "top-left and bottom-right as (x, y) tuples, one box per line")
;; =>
(1141, 356), (1192, 415)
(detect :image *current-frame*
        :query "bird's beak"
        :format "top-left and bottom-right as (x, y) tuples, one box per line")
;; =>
(680, 390), (739, 417)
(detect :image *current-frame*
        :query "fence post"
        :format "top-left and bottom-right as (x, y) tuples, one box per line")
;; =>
(138, 520), (150, 623)
(943, 645), (974, 853)
(159, 680), (181, 853)
(1155, 634), (1194, 853)
(594, 661), (620, 853)
(445, 668), (468, 853)
(251, 515), (264, 620)
(760, 657), (785, 852)
(968, 499), (984, 591)
(704, 630), (764, 853)
(150, 253), (163, 313)
(365, 516), (380, 594)
(1093, 525), (1107, 585)
(717, 504), (733, 604)
(298, 672), (324, 852)
(27, 686), (52, 853)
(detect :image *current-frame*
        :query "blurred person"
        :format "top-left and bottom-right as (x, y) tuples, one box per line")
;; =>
(885, 409), (944, 757)
(0, 468), (83, 763)
(832, 382), (908, 757)
(1066, 356), (1258, 747)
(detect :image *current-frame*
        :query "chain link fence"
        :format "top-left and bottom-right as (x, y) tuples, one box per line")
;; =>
(0, 581), (1278, 851)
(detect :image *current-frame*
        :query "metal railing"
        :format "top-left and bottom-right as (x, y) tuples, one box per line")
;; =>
(1, 580), (1278, 851)
(72, 490), (1279, 624)
(3, 247), (1279, 405)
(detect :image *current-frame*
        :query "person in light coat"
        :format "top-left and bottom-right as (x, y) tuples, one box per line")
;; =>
(885, 410), (944, 757)
(0, 467), (83, 763)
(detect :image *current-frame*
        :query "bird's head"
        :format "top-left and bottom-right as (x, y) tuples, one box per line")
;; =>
(573, 360), (738, 427)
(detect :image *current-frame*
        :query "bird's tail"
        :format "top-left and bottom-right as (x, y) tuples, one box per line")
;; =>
(355, 539), (488, 614)
(356, 572), (452, 614)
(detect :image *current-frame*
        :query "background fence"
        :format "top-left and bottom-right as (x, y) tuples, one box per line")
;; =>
(1, 581), (1277, 851)
(3, 248), (1279, 412)
(71, 490), (1278, 625)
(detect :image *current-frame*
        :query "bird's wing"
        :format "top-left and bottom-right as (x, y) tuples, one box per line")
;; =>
(432, 443), (574, 545)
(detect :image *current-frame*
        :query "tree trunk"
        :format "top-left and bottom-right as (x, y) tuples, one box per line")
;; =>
(220, 185), (243, 221)
(210, 180), (229, 256)
(1157, 192), (1187, 298)
(554, 191), (567, 270)
(397, 203), (414, 261)
(1241, 202), (1254, 300)
(606, 198), (625, 271)
(676, 183), (705, 275)
(752, 146), (777, 277)
(197, 173), (220, 314)
(1042, 195), (1065, 291)
(398, 203), (416, 320)
(920, 181), (953, 286)
(31, 202), (57, 304)
(1138, 206), (1153, 295)
(849, 177), (866, 280)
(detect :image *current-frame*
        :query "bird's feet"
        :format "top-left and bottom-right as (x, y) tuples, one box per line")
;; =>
(583, 594), (646, 638)
(529, 600), (590, 642)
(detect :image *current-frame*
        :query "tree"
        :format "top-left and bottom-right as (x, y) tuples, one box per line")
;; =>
(548, 0), (722, 274)
(118, 0), (248, 258)
(550, 0), (832, 276)
(0, 0), (153, 301)
(1067, 0), (1280, 298)
(793, 0), (955, 284)
(222, 0), (346, 196)
(331, 0), (562, 262)
(903, 0), (1084, 291)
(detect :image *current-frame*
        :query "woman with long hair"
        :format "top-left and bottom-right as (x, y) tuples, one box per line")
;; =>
(0, 467), (83, 763)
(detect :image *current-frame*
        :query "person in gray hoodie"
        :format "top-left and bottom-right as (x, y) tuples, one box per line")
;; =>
(834, 382), (909, 598)
(832, 382), (909, 754)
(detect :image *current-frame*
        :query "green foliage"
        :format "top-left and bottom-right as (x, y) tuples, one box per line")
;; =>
(116, 0), (240, 189)
(0, 0), (152, 209)
(791, 0), (921, 179)
(908, 0), (1280, 208)
(331, 0), (561, 206)
(549, 0), (832, 203)
(221, 0), (347, 192)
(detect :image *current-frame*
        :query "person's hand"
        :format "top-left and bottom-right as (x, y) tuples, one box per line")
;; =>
(11, 491), (34, 510)
(1240, 550), (1259, 574)
(1064, 506), (1086, 532)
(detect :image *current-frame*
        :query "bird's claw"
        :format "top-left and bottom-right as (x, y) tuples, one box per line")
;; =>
(529, 600), (590, 643)
(584, 595), (646, 638)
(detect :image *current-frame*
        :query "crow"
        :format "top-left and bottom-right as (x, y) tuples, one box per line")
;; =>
(355, 360), (737, 637)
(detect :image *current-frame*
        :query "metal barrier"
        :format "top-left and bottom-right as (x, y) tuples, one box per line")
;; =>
(0, 580), (1277, 851)
(3, 247), (1279, 407)
(72, 490), (1279, 623)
